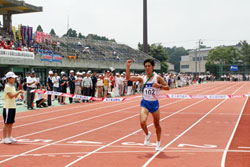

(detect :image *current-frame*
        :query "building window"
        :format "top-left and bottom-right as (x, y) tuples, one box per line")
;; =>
(181, 65), (189, 69)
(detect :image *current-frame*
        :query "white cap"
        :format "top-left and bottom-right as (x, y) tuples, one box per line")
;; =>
(116, 73), (119, 76)
(82, 72), (86, 74)
(49, 71), (53, 74)
(87, 71), (92, 74)
(61, 71), (65, 75)
(5, 72), (18, 79)
(76, 72), (80, 75)
(70, 70), (74, 73)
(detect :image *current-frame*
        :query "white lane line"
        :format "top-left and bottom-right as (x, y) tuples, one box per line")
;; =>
(1, 98), (141, 131)
(2, 149), (250, 158)
(143, 83), (247, 167)
(64, 83), (240, 167)
(0, 81), (215, 130)
(221, 91), (250, 167)
(15, 97), (184, 139)
(0, 83), (235, 164)
(0, 82), (224, 124)
(64, 99), (224, 167)
(238, 146), (250, 149)
(13, 82), (222, 139)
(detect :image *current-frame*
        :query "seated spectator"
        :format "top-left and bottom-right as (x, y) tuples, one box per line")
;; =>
(35, 85), (48, 108)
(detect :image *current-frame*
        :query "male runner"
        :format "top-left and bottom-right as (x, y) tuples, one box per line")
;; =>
(126, 59), (169, 151)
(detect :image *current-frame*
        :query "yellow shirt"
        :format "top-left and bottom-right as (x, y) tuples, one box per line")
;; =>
(104, 77), (109, 86)
(4, 83), (16, 109)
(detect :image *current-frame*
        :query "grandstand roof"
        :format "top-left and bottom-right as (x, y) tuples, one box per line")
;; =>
(0, 0), (42, 15)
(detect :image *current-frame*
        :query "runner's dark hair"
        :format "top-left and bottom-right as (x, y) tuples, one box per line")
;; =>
(144, 59), (155, 66)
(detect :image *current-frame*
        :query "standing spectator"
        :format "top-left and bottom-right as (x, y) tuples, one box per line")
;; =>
(103, 72), (109, 98)
(74, 72), (82, 103)
(46, 71), (54, 106)
(26, 71), (38, 110)
(2, 72), (23, 144)
(52, 72), (60, 101)
(22, 72), (30, 106)
(68, 70), (76, 104)
(91, 72), (97, 97)
(127, 80), (133, 95)
(96, 75), (104, 97)
(120, 74), (126, 96)
(59, 74), (68, 104)
(114, 73), (120, 96)
(109, 73), (115, 92)
(82, 71), (93, 102)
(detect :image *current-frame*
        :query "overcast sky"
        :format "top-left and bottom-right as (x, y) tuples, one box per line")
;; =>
(9, 0), (250, 49)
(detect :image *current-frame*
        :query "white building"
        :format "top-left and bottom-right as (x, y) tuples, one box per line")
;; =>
(180, 48), (212, 73)
(167, 62), (175, 72)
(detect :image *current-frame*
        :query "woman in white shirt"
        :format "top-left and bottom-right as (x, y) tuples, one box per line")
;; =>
(96, 75), (104, 97)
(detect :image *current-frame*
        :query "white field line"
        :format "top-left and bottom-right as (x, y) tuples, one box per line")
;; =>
(0, 83), (228, 132)
(142, 83), (247, 167)
(64, 83), (240, 167)
(221, 91), (250, 167)
(15, 82), (229, 139)
(0, 83), (233, 164)
(0, 82), (227, 123)
(1, 149), (250, 158)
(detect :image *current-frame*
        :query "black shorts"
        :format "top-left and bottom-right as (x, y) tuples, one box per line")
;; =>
(36, 98), (44, 105)
(3, 108), (16, 124)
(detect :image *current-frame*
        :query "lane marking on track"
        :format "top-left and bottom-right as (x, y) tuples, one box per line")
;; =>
(177, 144), (217, 149)
(238, 146), (250, 149)
(64, 83), (240, 167)
(221, 90), (250, 167)
(143, 83), (247, 167)
(0, 81), (218, 135)
(0, 83), (220, 131)
(0, 83), (237, 165)
(0, 82), (223, 125)
(2, 149), (250, 158)
(0, 98), (142, 131)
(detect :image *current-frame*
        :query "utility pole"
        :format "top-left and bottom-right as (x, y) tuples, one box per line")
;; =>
(198, 39), (203, 74)
(143, 0), (148, 54)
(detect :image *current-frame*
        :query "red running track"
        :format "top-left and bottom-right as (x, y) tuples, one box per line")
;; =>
(0, 82), (249, 167)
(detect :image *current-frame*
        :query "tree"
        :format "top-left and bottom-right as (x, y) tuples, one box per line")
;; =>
(50, 28), (56, 36)
(207, 46), (240, 65)
(165, 46), (188, 72)
(239, 41), (250, 64)
(63, 28), (78, 38)
(36, 25), (43, 32)
(78, 33), (85, 39)
(138, 43), (169, 72)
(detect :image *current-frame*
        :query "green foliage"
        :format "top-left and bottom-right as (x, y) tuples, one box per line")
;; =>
(166, 46), (188, 72)
(78, 33), (86, 39)
(50, 28), (56, 36)
(207, 46), (240, 65)
(36, 25), (43, 32)
(138, 43), (169, 72)
(239, 40), (250, 63)
(87, 34), (116, 42)
(63, 28), (78, 38)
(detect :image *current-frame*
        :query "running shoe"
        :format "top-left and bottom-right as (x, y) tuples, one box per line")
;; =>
(9, 137), (17, 143)
(155, 141), (162, 152)
(144, 131), (151, 146)
(3, 138), (12, 144)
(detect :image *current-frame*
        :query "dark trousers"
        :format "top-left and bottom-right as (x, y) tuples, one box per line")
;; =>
(69, 87), (75, 103)
(83, 87), (91, 102)
(90, 87), (96, 97)
(27, 87), (35, 109)
(47, 88), (53, 106)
